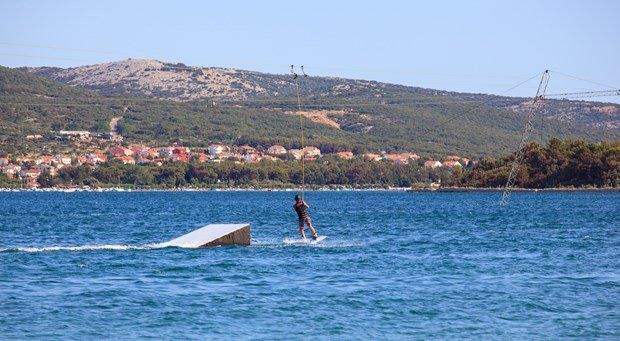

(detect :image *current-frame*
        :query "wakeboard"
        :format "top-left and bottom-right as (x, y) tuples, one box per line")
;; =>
(308, 235), (327, 244)
(283, 235), (327, 245)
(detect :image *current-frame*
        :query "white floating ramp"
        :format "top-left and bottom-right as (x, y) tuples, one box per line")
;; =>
(160, 224), (251, 248)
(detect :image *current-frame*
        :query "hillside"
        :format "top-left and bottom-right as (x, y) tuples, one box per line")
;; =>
(2, 63), (619, 157)
(0, 66), (383, 155)
(25, 59), (620, 130)
(0, 67), (121, 149)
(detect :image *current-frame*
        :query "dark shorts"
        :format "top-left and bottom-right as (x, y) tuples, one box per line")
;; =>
(298, 216), (311, 227)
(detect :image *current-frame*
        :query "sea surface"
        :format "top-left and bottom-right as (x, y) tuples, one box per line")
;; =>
(1, 191), (618, 339)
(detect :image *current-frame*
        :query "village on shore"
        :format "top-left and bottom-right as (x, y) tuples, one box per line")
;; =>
(1, 130), (473, 188)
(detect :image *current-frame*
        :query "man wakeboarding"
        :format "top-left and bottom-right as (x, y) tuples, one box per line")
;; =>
(294, 194), (319, 240)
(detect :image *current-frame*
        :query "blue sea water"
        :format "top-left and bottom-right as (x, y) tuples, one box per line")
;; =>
(0, 191), (618, 339)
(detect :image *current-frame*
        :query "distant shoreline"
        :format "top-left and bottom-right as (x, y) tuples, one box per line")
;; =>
(430, 187), (620, 193)
(0, 186), (618, 193)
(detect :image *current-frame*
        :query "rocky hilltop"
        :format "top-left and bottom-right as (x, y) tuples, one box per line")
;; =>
(26, 59), (270, 100)
(25, 59), (389, 101)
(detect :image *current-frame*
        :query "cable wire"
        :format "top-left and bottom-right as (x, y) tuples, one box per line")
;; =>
(291, 65), (306, 199)
(550, 70), (618, 90)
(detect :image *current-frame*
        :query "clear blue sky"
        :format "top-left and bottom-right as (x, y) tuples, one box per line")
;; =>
(1, 0), (618, 99)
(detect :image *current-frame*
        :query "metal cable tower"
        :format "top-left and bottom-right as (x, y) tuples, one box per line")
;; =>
(291, 65), (308, 199)
(500, 70), (551, 206)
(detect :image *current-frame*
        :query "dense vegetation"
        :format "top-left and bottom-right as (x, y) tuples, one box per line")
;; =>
(0, 173), (22, 188)
(459, 138), (619, 188)
(2, 66), (618, 158)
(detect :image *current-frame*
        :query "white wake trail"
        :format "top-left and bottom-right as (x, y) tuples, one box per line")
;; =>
(0, 243), (165, 253)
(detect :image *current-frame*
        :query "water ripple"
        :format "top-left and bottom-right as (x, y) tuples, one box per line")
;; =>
(0, 191), (618, 339)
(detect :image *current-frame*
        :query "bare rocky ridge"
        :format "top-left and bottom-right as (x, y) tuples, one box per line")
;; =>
(510, 101), (619, 129)
(24, 59), (395, 102)
(23, 58), (620, 130)
(26, 59), (268, 101)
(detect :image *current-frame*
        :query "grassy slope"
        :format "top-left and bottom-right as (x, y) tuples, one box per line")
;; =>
(1, 66), (617, 157)
(0, 67), (122, 151)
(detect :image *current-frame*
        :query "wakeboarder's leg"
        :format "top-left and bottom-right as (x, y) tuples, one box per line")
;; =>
(306, 218), (318, 239)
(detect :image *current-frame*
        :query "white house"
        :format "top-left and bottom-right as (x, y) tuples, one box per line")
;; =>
(19, 168), (42, 179)
(54, 154), (72, 166)
(242, 153), (261, 163)
(442, 160), (462, 168)
(159, 147), (175, 158)
(424, 160), (443, 169)
(288, 149), (303, 160)
(208, 144), (229, 156)
(267, 145), (287, 155)
(302, 146), (321, 158)
(59, 130), (91, 140)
